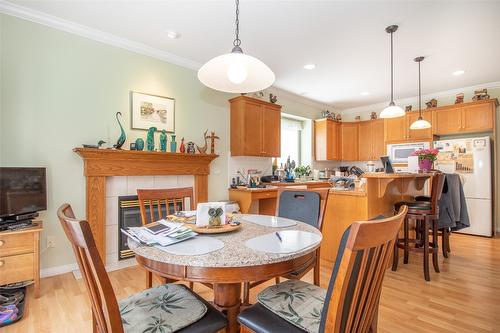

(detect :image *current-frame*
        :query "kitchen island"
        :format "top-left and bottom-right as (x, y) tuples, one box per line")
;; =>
(321, 172), (432, 262)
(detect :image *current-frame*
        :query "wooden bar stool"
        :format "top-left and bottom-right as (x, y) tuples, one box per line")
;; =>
(392, 173), (445, 281)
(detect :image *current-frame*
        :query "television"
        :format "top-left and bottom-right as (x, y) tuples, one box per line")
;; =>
(0, 167), (47, 220)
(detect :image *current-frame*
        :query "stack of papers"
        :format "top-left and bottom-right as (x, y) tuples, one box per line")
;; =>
(121, 220), (197, 247)
(167, 211), (197, 224)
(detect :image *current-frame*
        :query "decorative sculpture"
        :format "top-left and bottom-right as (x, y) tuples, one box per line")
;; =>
(113, 112), (126, 149)
(206, 131), (220, 154)
(208, 207), (224, 227)
(159, 130), (167, 152)
(405, 105), (412, 112)
(370, 112), (377, 120)
(335, 114), (342, 121)
(187, 141), (196, 154)
(135, 138), (144, 151)
(269, 93), (278, 104)
(472, 89), (490, 101)
(196, 130), (208, 154)
(179, 137), (186, 153)
(425, 99), (438, 109)
(170, 135), (177, 153)
(321, 110), (335, 120)
(355, 116), (361, 121)
(146, 127), (157, 151)
(455, 93), (464, 104)
(83, 140), (106, 149)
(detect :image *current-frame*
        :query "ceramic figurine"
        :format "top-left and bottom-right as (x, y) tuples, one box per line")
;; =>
(370, 112), (377, 120)
(187, 141), (196, 154)
(269, 93), (278, 104)
(206, 131), (220, 154)
(113, 112), (126, 149)
(472, 89), (490, 101)
(208, 207), (223, 227)
(135, 138), (144, 151)
(425, 99), (437, 109)
(335, 114), (342, 121)
(83, 140), (106, 149)
(405, 105), (412, 112)
(196, 130), (208, 154)
(159, 130), (167, 152)
(321, 110), (335, 120)
(355, 115), (361, 121)
(146, 127), (157, 151)
(179, 137), (186, 153)
(455, 93), (465, 104)
(170, 135), (177, 153)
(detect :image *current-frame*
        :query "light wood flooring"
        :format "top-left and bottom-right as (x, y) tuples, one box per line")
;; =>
(3, 233), (500, 333)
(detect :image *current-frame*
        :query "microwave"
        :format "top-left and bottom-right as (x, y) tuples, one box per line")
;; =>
(387, 142), (430, 164)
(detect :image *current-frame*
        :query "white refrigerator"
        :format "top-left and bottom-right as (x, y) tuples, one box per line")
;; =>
(433, 136), (493, 237)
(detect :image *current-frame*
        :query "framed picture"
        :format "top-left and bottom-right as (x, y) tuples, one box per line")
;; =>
(131, 91), (175, 132)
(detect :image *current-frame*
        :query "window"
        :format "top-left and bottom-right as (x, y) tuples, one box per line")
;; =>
(278, 116), (304, 167)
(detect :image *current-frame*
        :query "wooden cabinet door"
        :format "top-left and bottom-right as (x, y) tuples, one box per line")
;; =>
(332, 121), (342, 160)
(358, 121), (372, 161)
(408, 110), (433, 140)
(262, 106), (281, 157)
(341, 123), (359, 161)
(384, 116), (407, 142)
(371, 119), (385, 160)
(433, 108), (462, 135)
(314, 120), (328, 161)
(462, 103), (494, 133)
(242, 102), (264, 156)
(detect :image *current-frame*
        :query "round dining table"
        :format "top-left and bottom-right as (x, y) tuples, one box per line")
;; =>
(128, 214), (322, 333)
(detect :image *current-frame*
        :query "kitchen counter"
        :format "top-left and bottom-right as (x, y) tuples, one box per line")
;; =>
(262, 180), (331, 187)
(362, 172), (433, 179)
(329, 188), (367, 196)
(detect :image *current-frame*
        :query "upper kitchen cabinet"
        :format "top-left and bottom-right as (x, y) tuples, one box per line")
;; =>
(230, 96), (281, 157)
(385, 110), (433, 143)
(341, 122), (359, 161)
(358, 119), (385, 161)
(384, 116), (407, 143)
(433, 99), (497, 135)
(371, 119), (386, 159)
(315, 118), (341, 161)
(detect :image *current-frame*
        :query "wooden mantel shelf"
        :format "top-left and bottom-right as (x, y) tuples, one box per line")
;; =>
(73, 148), (218, 177)
(73, 148), (218, 263)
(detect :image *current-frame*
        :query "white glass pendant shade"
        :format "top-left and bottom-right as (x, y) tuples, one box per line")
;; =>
(380, 103), (405, 118)
(198, 52), (275, 93)
(410, 117), (431, 129)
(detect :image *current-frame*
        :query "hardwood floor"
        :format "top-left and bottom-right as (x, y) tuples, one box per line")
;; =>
(4, 233), (500, 333)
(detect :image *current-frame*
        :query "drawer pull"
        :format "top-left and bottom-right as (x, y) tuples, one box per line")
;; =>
(0, 260), (4, 267)
(0, 240), (4, 247)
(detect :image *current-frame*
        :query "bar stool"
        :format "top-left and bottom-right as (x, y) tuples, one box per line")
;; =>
(392, 173), (446, 281)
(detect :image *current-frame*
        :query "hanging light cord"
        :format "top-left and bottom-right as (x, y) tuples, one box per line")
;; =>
(233, 0), (242, 49)
(390, 30), (394, 104)
(418, 60), (422, 118)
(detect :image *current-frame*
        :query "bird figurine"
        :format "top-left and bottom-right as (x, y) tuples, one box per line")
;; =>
(113, 112), (126, 149)
(83, 140), (106, 149)
(196, 130), (208, 154)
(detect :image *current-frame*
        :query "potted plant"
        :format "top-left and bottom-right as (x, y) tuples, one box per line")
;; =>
(411, 148), (439, 172)
(294, 165), (312, 180)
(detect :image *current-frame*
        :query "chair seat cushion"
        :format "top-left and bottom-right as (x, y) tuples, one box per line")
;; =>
(119, 284), (207, 333)
(394, 200), (431, 211)
(238, 303), (308, 333)
(257, 280), (326, 333)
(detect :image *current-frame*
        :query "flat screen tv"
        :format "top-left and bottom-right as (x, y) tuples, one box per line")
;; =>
(0, 167), (47, 219)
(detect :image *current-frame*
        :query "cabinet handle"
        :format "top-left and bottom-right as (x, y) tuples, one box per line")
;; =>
(0, 240), (4, 247)
(0, 260), (4, 267)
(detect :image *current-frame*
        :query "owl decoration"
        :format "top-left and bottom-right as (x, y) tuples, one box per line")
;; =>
(208, 207), (224, 227)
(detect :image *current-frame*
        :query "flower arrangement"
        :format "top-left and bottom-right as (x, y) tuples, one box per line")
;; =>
(411, 148), (439, 172)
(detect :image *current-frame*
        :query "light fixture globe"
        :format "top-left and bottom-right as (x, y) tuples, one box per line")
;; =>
(410, 117), (431, 129)
(198, 51), (275, 93)
(380, 103), (405, 118)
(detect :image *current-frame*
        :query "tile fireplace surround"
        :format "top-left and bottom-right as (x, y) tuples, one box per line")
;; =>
(74, 148), (218, 265)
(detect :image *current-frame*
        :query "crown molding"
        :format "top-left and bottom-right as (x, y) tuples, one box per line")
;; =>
(0, 0), (201, 70)
(341, 80), (500, 115)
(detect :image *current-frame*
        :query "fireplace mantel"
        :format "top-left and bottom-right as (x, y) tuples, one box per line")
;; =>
(74, 148), (218, 262)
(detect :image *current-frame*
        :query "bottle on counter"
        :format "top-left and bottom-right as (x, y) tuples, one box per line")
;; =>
(367, 161), (375, 173)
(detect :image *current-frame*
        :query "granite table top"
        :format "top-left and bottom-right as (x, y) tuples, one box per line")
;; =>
(128, 215), (322, 268)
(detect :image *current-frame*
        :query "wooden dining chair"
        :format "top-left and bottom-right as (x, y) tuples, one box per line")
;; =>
(242, 188), (330, 305)
(137, 187), (194, 288)
(238, 206), (408, 333)
(57, 203), (226, 333)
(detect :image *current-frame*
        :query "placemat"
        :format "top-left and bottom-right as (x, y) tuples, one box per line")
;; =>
(239, 214), (298, 228)
(245, 230), (321, 254)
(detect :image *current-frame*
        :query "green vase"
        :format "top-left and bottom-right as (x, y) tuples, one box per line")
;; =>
(135, 138), (144, 151)
(170, 135), (177, 153)
(160, 130), (167, 152)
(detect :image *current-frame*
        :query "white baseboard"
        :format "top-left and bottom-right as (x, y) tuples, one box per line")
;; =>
(40, 263), (79, 278)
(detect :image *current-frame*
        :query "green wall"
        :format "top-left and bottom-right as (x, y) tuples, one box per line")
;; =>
(0, 14), (325, 270)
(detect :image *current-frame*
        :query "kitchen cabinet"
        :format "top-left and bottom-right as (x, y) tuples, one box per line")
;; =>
(372, 119), (385, 159)
(341, 122), (359, 161)
(230, 96), (281, 157)
(384, 116), (407, 143)
(314, 118), (341, 161)
(385, 110), (433, 143)
(358, 120), (385, 161)
(433, 99), (496, 135)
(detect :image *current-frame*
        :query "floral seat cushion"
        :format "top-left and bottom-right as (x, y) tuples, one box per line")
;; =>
(257, 280), (326, 333)
(119, 284), (207, 333)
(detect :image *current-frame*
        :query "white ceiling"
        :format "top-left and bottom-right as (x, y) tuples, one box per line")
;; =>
(7, 0), (500, 109)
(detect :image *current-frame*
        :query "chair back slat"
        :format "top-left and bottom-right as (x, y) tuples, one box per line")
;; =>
(137, 187), (194, 225)
(276, 188), (330, 230)
(430, 173), (446, 215)
(320, 206), (408, 333)
(57, 204), (124, 333)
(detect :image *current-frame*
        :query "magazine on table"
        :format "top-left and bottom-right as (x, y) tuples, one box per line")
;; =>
(121, 219), (197, 247)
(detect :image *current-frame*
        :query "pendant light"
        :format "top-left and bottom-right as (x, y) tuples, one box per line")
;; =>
(380, 25), (405, 118)
(198, 0), (275, 93)
(410, 56), (431, 129)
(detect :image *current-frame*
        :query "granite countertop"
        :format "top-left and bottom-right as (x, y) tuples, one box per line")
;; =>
(362, 172), (433, 179)
(128, 216), (322, 268)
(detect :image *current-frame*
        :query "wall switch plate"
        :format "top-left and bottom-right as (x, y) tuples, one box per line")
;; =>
(47, 236), (56, 248)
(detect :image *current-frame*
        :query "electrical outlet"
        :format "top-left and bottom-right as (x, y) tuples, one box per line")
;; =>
(47, 236), (56, 248)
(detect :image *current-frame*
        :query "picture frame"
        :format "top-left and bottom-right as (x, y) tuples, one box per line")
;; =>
(130, 91), (175, 132)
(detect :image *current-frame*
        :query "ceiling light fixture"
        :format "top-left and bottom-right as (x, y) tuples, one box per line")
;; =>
(166, 30), (180, 39)
(380, 25), (405, 119)
(360, 91), (370, 96)
(452, 70), (465, 76)
(303, 64), (316, 70)
(197, 0), (275, 93)
(410, 56), (431, 130)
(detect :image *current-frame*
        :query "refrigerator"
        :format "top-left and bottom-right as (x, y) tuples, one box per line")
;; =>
(433, 136), (492, 236)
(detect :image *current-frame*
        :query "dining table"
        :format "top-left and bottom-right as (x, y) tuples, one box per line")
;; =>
(127, 214), (323, 333)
